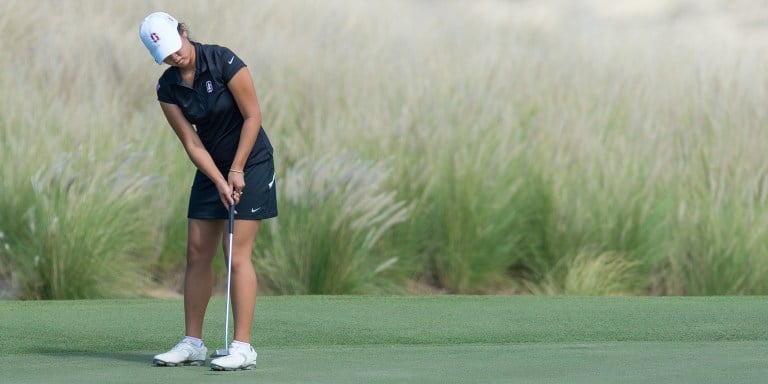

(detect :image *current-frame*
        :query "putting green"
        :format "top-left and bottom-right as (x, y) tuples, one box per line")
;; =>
(1, 296), (767, 383)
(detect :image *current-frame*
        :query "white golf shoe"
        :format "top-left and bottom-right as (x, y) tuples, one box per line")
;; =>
(210, 342), (258, 371)
(153, 339), (208, 367)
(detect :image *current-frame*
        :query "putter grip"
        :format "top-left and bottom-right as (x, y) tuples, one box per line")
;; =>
(228, 203), (235, 234)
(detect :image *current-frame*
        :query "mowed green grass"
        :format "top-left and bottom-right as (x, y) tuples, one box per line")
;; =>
(1, 296), (767, 383)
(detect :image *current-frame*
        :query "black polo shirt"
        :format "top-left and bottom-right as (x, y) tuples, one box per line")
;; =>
(156, 42), (273, 170)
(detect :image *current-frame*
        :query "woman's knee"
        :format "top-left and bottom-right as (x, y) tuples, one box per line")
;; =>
(229, 251), (255, 272)
(187, 243), (216, 266)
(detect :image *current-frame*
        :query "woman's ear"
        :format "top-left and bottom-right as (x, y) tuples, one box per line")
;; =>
(178, 23), (188, 38)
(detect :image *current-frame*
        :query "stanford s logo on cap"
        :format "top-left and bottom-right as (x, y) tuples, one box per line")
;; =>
(150, 32), (160, 43)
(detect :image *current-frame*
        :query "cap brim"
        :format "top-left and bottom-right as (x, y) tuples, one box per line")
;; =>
(153, 38), (182, 64)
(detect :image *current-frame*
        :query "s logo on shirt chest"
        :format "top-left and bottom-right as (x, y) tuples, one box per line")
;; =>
(205, 80), (214, 93)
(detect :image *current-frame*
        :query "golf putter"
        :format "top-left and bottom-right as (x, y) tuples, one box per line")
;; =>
(213, 201), (235, 357)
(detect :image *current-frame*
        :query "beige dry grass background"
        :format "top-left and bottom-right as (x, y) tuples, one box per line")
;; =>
(2, 0), (768, 298)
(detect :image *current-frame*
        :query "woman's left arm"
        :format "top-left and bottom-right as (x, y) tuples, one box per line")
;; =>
(228, 67), (262, 172)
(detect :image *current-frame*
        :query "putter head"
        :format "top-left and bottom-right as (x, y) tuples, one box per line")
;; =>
(211, 349), (230, 358)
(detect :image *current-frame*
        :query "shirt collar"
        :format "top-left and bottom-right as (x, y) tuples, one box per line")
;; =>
(193, 42), (209, 74)
(171, 42), (207, 86)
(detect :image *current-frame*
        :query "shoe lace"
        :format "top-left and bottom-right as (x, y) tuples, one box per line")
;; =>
(172, 340), (195, 352)
(229, 343), (253, 353)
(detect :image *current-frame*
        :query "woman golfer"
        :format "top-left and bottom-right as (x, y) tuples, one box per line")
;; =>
(139, 11), (276, 371)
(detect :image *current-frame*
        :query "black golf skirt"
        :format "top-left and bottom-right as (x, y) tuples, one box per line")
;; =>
(187, 157), (278, 220)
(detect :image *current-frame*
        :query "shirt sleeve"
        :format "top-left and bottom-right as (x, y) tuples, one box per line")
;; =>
(218, 46), (247, 83)
(156, 80), (174, 104)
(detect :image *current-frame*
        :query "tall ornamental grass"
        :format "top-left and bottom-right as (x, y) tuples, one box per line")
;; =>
(255, 153), (409, 294)
(0, 150), (161, 299)
(0, 0), (185, 298)
(2, 0), (768, 297)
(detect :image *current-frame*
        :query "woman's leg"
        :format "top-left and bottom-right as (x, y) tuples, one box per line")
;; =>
(184, 218), (226, 339)
(223, 219), (261, 344)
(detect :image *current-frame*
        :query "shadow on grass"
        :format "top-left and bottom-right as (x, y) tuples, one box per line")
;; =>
(29, 348), (153, 364)
(25, 348), (247, 377)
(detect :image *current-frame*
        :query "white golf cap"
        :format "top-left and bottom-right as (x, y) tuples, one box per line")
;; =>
(139, 12), (182, 64)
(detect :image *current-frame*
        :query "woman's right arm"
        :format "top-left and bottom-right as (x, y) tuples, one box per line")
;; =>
(160, 102), (235, 207)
